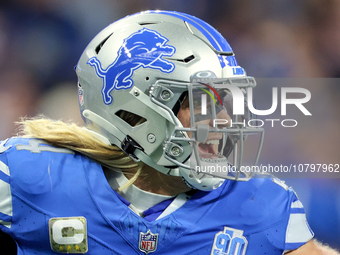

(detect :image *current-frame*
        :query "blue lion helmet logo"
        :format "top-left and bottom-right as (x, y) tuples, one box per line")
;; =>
(87, 28), (176, 105)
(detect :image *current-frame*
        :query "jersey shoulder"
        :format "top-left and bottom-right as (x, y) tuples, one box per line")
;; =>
(0, 137), (76, 181)
(0, 137), (92, 201)
(215, 175), (302, 229)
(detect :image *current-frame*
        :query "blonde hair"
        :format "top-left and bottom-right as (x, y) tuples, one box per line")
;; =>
(17, 117), (143, 191)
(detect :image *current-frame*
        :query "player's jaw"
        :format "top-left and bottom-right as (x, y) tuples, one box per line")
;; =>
(197, 135), (223, 159)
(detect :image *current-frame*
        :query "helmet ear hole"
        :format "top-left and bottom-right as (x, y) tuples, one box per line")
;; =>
(115, 110), (147, 127)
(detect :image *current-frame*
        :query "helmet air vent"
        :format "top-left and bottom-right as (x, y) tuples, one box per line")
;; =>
(95, 33), (113, 54)
(183, 55), (195, 63)
(138, 21), (161, 26)
(115, 110), (147, 127)
(168, 54), (195, 63)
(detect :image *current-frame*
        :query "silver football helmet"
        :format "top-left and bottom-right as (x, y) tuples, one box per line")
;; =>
(76, 10), (264, 191)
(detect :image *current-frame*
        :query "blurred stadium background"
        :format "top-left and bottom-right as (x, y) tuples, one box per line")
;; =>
(0, 0), (339, 249)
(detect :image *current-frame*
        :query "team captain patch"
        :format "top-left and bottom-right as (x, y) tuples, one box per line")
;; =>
(211, 226), (248, 255)
(49, 217), (88, 254)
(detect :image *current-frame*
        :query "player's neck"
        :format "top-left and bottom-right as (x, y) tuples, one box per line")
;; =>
(129, 164), (192, 196)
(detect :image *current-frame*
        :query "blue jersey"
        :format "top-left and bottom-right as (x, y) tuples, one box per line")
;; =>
(0, 138), (313, 254)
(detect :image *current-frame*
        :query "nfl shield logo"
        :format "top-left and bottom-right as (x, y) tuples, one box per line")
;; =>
(78, 87), (84, 106)
(139, 230), (158, 254)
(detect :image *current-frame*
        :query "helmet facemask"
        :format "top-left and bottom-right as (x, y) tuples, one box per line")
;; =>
(154, 71), (264, 189)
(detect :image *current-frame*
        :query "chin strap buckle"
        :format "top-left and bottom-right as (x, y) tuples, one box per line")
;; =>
(121, 135), (144, 162)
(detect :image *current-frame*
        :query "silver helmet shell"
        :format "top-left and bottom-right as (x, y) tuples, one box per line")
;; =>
(76, 11), (263, 191)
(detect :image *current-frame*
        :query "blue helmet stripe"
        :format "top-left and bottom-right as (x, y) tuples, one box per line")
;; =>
(148, 10), (233, 53)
